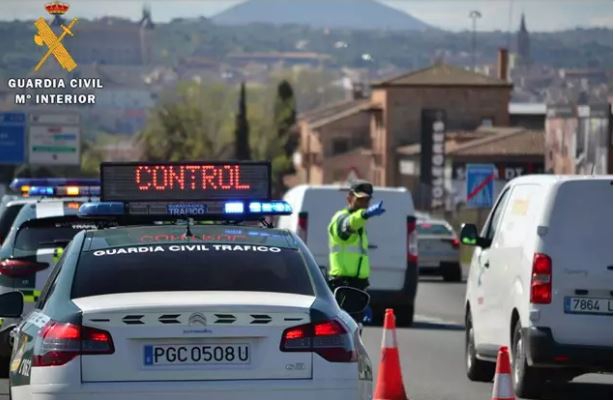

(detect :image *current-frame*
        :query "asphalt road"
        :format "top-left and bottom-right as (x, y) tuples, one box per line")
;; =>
(361, 276), (613, 400)
(0, 276), (611, 399)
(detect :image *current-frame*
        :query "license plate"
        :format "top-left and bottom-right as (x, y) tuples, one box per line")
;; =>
(564, 297), (613, 315)
(144, 343), (250, 366)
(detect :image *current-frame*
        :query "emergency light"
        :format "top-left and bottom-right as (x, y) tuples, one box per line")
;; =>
(10, 178), (101, 197)
(100, 161), (270, 202)
(78, 161), (292, 220)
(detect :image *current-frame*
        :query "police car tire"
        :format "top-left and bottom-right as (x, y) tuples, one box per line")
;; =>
(396, 305), (414, 327)
(442, 263), (462, 282)
(465, 312), (495, 382)
(512, 321), (543, 399)
(0, 355), (9, 379)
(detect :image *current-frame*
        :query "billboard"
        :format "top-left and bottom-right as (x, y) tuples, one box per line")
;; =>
(420, 109), (446, 210)
(29, 112), (80, 165)
(0, 112), (26, 165)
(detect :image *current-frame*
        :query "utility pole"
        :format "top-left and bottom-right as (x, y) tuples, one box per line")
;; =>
(469, 10), (482, 72)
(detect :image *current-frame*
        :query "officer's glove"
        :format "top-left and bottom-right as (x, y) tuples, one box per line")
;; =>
(362, 200), (386, 219)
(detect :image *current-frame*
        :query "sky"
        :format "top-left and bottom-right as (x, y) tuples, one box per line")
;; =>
(1, 0), (612, 32)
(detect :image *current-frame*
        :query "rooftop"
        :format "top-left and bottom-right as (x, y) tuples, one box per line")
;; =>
(397, 127), (544, 157)
(372, 63), (512, 88)
(299, 98), (370, 128)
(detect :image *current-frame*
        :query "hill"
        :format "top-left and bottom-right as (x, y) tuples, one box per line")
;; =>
(212, 0), (432, 31)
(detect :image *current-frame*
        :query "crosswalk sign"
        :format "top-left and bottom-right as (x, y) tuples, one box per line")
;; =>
(466, 164), (496, 208)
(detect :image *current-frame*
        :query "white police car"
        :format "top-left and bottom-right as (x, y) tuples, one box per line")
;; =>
(0, 180), (101, 375)
(0, 178), (100, 243)
(0, 162), (373, 400)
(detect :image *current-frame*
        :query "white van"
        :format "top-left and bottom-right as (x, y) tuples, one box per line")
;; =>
(278, 185), (418, 326)
(461, 175), (612, 399)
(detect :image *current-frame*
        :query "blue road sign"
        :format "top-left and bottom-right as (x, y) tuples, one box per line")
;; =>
(0, 112), (26, 165)
(466, 164), (496, 208)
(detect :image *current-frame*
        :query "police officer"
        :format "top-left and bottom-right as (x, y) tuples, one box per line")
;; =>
(328, 180), (386, 293)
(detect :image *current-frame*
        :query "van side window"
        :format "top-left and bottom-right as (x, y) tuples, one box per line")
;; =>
(496, 184), (540, 247)
(482, 188), (511, 242)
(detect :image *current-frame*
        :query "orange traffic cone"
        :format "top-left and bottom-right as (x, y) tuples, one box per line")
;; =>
(373, 308), (409, 400)
(491, 346), (515, 400)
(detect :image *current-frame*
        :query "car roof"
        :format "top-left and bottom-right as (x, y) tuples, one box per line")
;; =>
(6, 196), (98, 207)
(287, 184), (409, 195)
(10, 199), (83, 227)
(509, 174), (613, 186)
(418, 219), (451, 226)
(83, 224), (299, 251)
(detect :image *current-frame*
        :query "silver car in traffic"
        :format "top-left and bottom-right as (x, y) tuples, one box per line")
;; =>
(417, 219), (461, 281)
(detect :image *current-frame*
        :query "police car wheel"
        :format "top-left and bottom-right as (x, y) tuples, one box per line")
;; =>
(0, 355), (9, 379)
(442, 263), (462, 282)
(396, 305), (414, 327)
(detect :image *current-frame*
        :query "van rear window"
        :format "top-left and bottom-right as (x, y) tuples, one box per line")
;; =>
(417, 222), (452, 235)
(72, 244), (314, 298)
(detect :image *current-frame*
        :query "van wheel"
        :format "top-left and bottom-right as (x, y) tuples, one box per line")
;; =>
(396, 305), (414, 327)
(465, 312), (495, 381)
(512, 321), (543, 399)
(442, 263), (462, 282)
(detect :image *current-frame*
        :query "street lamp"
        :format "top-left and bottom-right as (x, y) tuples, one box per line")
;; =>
(469, 10), (482, 72)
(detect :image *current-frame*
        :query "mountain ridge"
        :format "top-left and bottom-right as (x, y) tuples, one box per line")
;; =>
(212, 0), (432, 31)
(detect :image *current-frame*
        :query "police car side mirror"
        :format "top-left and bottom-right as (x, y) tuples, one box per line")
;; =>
(460, 223), (489, 248)
(0, 292), (24, 318)
(334, 286), (370, 315)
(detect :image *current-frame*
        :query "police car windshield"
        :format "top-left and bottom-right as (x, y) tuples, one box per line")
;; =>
(0, 203), (25, 243)
(84, 225), (296, 250)
(72, 241), (314, 298)
(14, 217), (99, 255)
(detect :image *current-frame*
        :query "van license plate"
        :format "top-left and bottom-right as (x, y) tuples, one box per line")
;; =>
(144, 344), (250, 366)
(564, 297), (612, 315)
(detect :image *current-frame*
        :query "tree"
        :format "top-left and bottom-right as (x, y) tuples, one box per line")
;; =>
(275, 80), (297, 156)
(273, 80), (297, 193)
(234, 82), (251, 160)
(138, 81), (235, 161)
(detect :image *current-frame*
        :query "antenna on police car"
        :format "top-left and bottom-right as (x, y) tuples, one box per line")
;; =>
(185, 217), (194, 237)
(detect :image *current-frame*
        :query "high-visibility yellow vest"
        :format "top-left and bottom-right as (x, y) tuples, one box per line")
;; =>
(328, 208), (370, 279)
(52, 247), (64, 265)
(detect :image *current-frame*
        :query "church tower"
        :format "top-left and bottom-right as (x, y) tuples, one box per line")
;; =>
(139, 5), (155, 65)
(517, 13), (530, 66)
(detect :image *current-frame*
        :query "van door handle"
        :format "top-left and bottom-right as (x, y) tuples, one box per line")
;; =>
(483, 261), (490, 269)
(368, 244), (378, 249)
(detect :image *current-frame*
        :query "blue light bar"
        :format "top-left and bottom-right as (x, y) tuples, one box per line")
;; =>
(249, 202), (262, 213)
(79, 200), (292, 219)
(79, 202), (125, 217)
(10, 178), (100, 192)
(29, 186), (54, 196)
(224, 202), (245, 214)
(247, 201), (292, 215)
